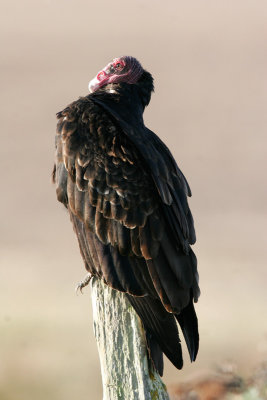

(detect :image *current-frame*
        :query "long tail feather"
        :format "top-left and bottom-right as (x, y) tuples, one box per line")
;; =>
(175, 297), (199, 362)
(126, 294), (183, 376)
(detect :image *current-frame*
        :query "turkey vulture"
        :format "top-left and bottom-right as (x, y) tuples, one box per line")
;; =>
(52, 56), (200, 376)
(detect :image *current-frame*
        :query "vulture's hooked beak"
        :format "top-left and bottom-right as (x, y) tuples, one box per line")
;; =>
(88, 64), (114, 93)
(88, 76), (101, 93)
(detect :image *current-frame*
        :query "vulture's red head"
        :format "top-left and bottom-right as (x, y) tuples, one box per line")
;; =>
(88, 56), (143, 93)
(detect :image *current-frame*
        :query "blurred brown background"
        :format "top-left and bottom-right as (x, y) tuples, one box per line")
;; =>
(1, 0), (266, 398)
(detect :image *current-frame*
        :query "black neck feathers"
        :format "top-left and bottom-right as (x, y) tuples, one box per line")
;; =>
(90, 70), (154, 111)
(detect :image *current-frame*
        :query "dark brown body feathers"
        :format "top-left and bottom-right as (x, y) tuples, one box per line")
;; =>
(53, 73), (200, 375)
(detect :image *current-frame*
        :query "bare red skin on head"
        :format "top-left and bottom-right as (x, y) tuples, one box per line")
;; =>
(88, 56), (143, 93)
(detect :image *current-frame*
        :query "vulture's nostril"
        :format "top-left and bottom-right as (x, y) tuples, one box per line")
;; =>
(97, 71), (107, 81)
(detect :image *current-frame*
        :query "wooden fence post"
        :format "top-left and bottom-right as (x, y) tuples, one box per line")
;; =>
(91, 277), (170, 400)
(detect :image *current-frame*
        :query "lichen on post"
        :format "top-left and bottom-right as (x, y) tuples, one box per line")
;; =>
(91, 278), (170, 400)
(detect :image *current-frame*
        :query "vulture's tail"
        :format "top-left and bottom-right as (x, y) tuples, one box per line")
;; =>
(126, 294), (184, 376)
(175, 297), (199, 362)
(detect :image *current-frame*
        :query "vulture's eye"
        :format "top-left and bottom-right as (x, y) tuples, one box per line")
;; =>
(113, 61), (125, 71)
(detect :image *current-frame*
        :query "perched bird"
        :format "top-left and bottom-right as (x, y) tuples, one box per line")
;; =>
(52, 56), (200, 376)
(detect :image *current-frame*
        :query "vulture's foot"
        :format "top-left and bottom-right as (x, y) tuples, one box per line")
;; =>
(75, 273), (92, 294)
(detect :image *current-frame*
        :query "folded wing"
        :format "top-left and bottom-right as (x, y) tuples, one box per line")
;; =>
(53, 96), (199, 373)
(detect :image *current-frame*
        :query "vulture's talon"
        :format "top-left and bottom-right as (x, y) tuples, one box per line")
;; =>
(75, 273), (92, 295)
